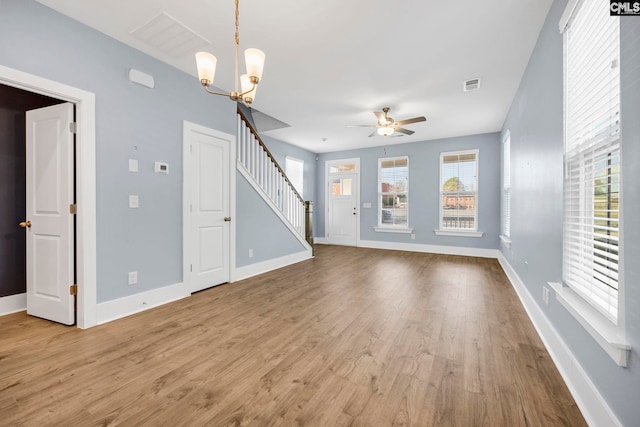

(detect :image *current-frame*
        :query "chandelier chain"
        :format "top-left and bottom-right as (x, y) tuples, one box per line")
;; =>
(235, 0), (240, 47)
(234, 0), (240, 93)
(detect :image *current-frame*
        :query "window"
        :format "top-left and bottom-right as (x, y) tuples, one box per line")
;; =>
(562, 0), (621, 323)
(502, 132), (511, 239)
(330, 177), (352, 196)
(285, 156), (304, 198)
(439, 150), (478, 231)
(329, 163), (356, 173)
(377, 157), (409, 229)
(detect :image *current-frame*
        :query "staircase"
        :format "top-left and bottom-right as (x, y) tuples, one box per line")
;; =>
(236, 109), (313, 251)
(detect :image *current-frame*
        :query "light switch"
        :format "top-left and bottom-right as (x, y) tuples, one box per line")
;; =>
(128, 271), (138, 285)
(129, 195), (139, 208)
(128, 159), (138, 172)
(363, 202), (372, 209)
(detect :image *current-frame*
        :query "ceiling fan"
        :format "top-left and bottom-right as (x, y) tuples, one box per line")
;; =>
(349, 107), (426, 137)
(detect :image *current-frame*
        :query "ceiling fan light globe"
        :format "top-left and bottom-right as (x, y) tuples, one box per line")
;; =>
(245, 48), (265, 81)
(377, 127), (394, 136)
(195, 52), (217, 86)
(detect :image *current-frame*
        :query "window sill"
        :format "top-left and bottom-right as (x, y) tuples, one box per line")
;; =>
(548, 282), (630, 367)
(434, 229), (483, 238)
(374, 226), (413, 234)
(499, 235), (512, 248)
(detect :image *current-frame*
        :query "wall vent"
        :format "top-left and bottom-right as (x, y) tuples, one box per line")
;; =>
(464, 78), (481, 92)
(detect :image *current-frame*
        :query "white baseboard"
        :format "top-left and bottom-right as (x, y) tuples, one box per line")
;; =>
(96, 282), (188, 325)
(357, 239), (500, 259)
(313, 237), (327, 244)
(0, 293), (26, 316)
(234, 250), (313, 282)
(497, 253), (621, 427)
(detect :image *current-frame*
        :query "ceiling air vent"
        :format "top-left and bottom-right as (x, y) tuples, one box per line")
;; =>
(130, 12), (211, 58)
(464, 78), (481, 92)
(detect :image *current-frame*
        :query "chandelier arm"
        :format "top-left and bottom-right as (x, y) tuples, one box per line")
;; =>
(238, 83), (257, 98)
(203, 86), (232, 97)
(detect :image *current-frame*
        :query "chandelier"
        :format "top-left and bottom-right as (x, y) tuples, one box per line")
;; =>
(195, 0), (265, 105)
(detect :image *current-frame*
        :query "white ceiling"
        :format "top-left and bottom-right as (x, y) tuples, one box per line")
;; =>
(36, 0), (552, 153)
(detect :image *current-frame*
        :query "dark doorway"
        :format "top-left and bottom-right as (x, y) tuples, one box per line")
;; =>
(0, 84), (63, 298)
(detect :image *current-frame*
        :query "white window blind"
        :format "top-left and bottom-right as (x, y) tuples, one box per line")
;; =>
(440, 150), (478, 230)
(285, 157), (304, 198)
(563, 0), (620, 322)
(502, 133), (511, 237)
(378, 157), (409, 227)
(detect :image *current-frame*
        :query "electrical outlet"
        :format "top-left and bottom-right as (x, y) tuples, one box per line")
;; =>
(129, 195), (139, 208)
(411, 234), (416, 240)
(249, 249), (253, 258)
(128, 271), (138, 285)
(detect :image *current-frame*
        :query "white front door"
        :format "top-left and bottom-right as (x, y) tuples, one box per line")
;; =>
(184, 123), (231, 293)
(25, 103), (75, 325)
(327, 172), (358, 246)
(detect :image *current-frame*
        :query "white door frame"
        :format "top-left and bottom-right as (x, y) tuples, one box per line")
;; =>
(182, 121), (236, 292)
(0, 65), (97, 329)
(324, 158), (360, 246)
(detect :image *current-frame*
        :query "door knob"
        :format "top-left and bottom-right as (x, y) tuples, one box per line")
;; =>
(19, 221), (32, 228)
(224, 217), (231, 222)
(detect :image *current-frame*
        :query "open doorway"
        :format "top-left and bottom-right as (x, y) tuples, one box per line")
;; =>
(0, 65), (97, 328)
(0, 84), (65, 305)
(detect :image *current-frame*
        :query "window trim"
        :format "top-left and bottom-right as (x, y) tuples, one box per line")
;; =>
(434, 229), (483, 238)
(436, 149), (480, 234)
(376, 156), (410, 230)
(549, 282), (629, 366)
(501, 131), (511, 243)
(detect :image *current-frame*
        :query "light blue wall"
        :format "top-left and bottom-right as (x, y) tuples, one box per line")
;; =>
(235, 173), (306, 267)
(234, 133), (318, 266)
(0, 0), (306, 302)
(316, 133), (501, 249)
(501, 0), (640, 424)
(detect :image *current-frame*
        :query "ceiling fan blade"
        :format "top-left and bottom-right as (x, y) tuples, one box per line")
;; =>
(394, 116), (426, 126)
(394, 127), (415, 135)
(368, 130), (378, 137)
(346, 124), (377, 127)
(390, 133), (405, 137)
(374, 111), (386, 123)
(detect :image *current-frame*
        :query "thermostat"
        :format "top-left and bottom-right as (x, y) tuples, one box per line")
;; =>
(155, 162), (169, 174)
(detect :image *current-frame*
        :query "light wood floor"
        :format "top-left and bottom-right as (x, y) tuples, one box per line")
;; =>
(1, 245), (585, 426)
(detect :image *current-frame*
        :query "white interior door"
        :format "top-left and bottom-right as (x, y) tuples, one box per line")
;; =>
(25, 103), (75, 325)
(185, 124), (231, 293)
(327, 172), (358, 246)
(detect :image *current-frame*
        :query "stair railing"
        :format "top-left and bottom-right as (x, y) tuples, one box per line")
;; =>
(237, 108), (311, 246)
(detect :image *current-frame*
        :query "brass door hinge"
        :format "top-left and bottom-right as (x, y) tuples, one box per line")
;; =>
(70, 284), (78, 295)
(70, 204), (77, 214)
